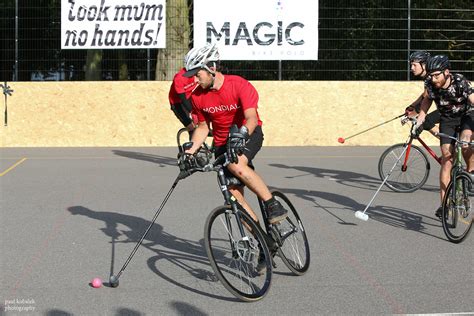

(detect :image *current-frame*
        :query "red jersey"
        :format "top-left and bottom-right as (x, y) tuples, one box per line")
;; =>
(191, 75), (263, 146)
(168, 68), (197, 105)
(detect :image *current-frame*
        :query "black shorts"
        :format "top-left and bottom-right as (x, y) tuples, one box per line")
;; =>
(422, 110), (440, 131)
(214, 125), (264, 184)
(439, 111), (474, 145)
(170, 102), (192, 127)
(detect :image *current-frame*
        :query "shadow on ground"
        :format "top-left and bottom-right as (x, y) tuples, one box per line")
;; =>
(67, 205), (237, 302)
(270, 186), (445, 241)
(112, 150), (176, 167)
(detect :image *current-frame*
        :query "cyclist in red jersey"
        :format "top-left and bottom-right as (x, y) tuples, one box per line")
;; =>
(168, 49), (199, 138)
(182, 43), (288, 226)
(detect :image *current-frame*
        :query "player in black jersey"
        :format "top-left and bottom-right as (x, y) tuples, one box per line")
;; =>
(415, 55), (474, 218)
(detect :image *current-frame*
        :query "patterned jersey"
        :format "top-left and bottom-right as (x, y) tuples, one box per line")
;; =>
(425, 73), (473, 117)
(191, 75), (262, 146)
(168, 68), (197, 105)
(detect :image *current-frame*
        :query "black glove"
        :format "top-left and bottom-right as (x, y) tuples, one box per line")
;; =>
(194, 147), (210, 168)
(177, 152), (195, 172)
(227, 125), (249, 163)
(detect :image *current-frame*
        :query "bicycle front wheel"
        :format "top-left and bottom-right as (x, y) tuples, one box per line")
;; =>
(442, 173), (473, 243)
(271, 191), (310, 275)
(378, 143), (430, 193)
(204, 205), (272, 302)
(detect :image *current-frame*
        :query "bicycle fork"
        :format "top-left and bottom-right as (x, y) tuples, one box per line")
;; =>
(401, 140), (413, 172)
(217, 169), (261, 262)
(453, 174), (471, 220)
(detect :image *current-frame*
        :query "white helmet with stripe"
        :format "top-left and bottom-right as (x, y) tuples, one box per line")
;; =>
(183, 43), (220, 77)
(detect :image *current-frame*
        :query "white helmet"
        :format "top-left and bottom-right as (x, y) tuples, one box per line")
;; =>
(183, 43), (220, 77)
(183, 47), (199, 67)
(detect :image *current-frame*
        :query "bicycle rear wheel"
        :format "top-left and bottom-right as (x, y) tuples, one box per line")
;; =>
(441, 173), (473, 243)
(378, 143), (430, 193)
(204, 205), (272, 301)
(270, 191), (310, 275)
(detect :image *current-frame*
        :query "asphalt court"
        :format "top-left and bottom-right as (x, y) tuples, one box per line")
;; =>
(0, 146), (472, 315)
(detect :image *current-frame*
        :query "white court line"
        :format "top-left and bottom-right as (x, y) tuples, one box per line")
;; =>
(403, 313), (474, 316)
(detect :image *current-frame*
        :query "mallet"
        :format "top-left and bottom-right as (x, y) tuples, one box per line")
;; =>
(109, 176), (181, 287)
(355, 143), (409, 221)
(338, 114), (404, 144)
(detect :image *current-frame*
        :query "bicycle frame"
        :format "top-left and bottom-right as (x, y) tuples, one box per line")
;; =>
(414, 136), (441, 164)
(403, 134), (441, 169)
(451, 137), (464, 178)
(214, 163), (279, 252)
(180, 139), (290, 252)
(400, 116), (441, 165)
(441, 131), (469, 208)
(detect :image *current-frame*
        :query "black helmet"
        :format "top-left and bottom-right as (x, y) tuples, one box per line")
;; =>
(426, 55), (451, 73)
(409, 51), (430, 63)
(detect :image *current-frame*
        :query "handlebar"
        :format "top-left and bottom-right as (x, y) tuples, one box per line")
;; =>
(178, 152), (231, 180)
(401, 115), (473, 146)
(400, 115), (419, 125)
(176, 125), (243, 180)
(435, 132), (474, 147)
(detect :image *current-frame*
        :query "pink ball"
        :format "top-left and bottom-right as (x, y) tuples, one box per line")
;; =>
(91, 277), (102, 288)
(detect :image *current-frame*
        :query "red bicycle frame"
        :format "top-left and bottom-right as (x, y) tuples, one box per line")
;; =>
(403, 135), (442, 170)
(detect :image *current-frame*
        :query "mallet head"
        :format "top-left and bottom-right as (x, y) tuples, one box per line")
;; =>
(109, 275), (119, 288)
(355, 211), (369, 221)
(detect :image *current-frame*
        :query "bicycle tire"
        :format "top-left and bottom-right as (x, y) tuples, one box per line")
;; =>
(204, 205), (272, 302)
(270, 191), (310, 275)
(378, 143), (430, 193)
(441, 173), (473, 243)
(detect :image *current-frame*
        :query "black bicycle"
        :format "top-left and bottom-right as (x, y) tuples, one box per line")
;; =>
(438, 132), (474, 243)
(177, 139), (310, 301)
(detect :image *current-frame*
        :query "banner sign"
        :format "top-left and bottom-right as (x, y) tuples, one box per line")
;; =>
(61, 0), (166, 49)
(193, 0), (318, 60)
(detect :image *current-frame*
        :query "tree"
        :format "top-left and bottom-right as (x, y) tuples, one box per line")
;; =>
(85, 50), (103, 81)
(155, 0), (191, 80)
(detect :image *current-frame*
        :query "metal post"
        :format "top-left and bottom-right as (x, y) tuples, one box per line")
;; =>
(278, 60), (282, 81)
(407, 0), (411, 81)
(15, 0), (18, 81)
(147, 49), (151, 80)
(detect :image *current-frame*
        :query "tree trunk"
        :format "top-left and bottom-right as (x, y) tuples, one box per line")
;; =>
(118, 50), (129, 80)
(155, 0), (190, 81)
(85, 50), (103, 81)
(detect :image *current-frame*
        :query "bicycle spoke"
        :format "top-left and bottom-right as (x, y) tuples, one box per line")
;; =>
(281, 230), (304, 268)
(442, 176), (473, 243)
(271, 191), (310, 275)
(379, 144), (430, 193)
(218, 213), (236, 244)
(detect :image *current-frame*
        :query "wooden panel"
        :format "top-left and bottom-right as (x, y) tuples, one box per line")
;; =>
(1, 81), (439, 147)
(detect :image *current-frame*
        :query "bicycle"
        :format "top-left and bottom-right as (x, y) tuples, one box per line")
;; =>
(378, 116), (442, 193)
(437, 132), (474, 243)
(177, 138), (310, 301)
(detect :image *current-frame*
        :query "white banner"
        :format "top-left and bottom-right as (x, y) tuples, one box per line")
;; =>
(194, 0), (318, 60)
(61, 0), (166, 49)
